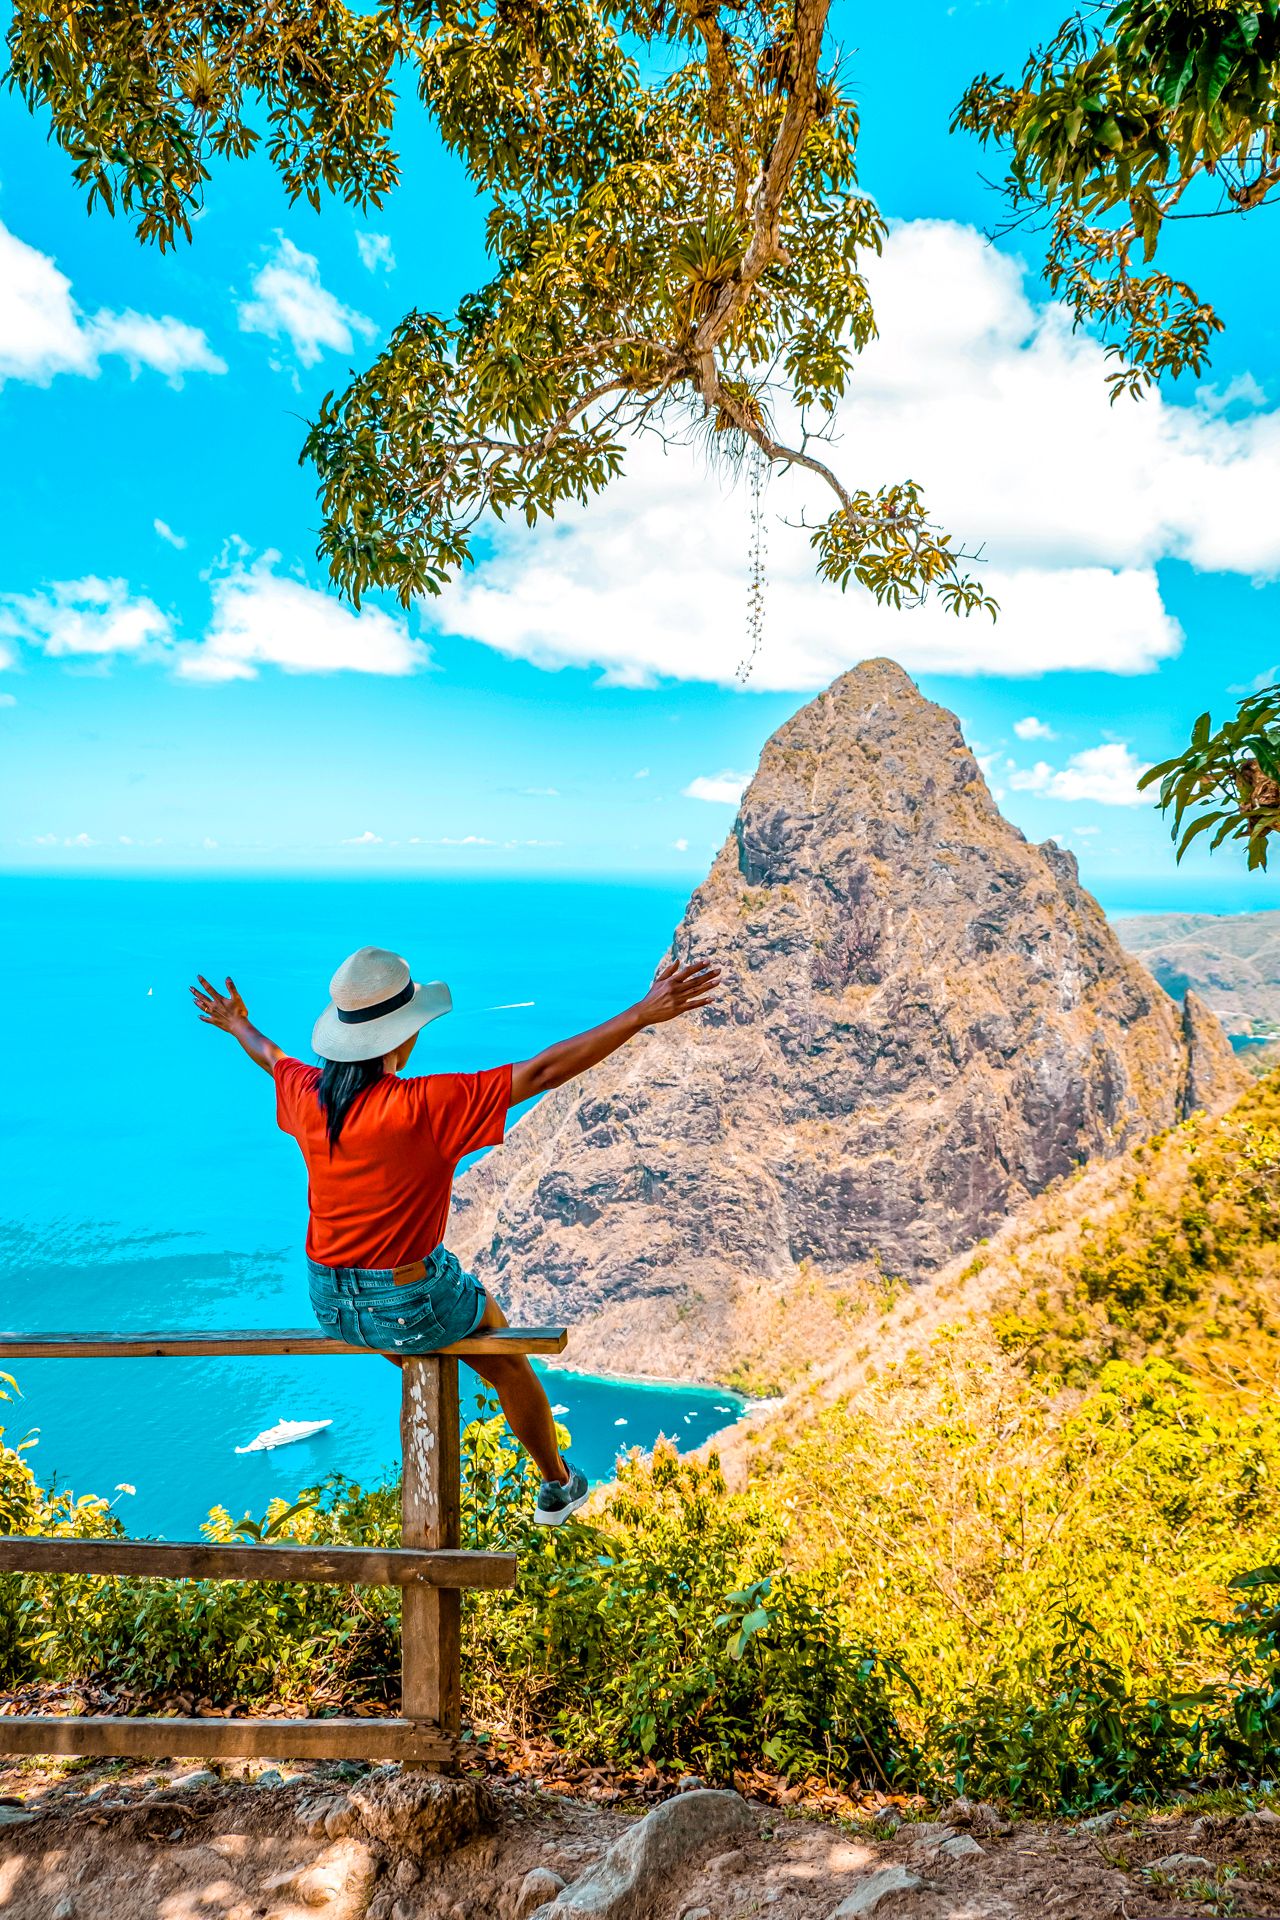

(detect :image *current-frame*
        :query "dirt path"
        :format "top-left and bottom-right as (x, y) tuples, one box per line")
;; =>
(0, 1752), (1275, 1919)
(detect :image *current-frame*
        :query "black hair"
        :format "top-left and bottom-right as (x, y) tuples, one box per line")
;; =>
(317, 1056), (386, 1149)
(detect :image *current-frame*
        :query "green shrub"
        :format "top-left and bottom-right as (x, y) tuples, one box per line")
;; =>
(465, 1433), (908, 1782)
(927, 1617), (1210, 1811)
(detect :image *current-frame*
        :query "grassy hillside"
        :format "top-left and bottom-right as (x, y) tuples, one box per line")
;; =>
(750, 1072), (1280, 1704)
(4, 1076), (1280, 1810)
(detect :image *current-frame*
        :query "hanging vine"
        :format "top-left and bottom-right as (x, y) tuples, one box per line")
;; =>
(737, 439), (768, 683)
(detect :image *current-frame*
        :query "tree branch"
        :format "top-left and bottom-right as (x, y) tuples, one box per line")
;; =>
(694, 0), (831, 361)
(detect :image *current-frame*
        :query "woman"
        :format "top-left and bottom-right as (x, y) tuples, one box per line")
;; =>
(189, 944), (719, 1525)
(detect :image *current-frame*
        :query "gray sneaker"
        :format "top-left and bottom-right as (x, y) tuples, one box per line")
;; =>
(533, 1462), (590, 1527)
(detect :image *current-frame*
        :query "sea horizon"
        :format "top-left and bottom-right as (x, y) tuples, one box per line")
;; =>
(2, 864), (1274, 918)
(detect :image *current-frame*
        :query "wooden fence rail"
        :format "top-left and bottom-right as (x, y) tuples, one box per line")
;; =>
(0, 1326), (568, 1769)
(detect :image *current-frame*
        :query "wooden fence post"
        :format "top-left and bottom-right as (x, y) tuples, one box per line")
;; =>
(400, 1354), (462, 1760)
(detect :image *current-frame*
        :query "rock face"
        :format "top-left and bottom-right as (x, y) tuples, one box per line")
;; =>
(1180, 989), (1246, 1116)
(452, 659), (1248, 1384)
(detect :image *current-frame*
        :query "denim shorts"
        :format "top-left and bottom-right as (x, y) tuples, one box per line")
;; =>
(306, 1244), (487, 1353)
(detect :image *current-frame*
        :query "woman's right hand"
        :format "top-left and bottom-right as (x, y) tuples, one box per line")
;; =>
(637, 957), (721, 1024)
(510, 954), (722, 1102)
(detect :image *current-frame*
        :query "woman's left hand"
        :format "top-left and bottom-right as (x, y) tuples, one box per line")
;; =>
(188, 974), (284, 1074)
(189, 974), (250, 1033)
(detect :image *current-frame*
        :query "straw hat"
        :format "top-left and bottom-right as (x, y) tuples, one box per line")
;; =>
(311, 946), (452, 1063)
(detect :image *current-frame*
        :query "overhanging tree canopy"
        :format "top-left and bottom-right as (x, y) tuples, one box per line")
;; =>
(957, 0), (1280, 865)
(955, 0), (1280, 401)
(8, 0), (996, 626)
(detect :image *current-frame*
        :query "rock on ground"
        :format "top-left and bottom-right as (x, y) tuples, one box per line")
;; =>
(527, 1789), (753, 1918)
(346, 1771), (495, 1861)
(828, 1864), (926, 1915)
(516, 1866), (568, 1916)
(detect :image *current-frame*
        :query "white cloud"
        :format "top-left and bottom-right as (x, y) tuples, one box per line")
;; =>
(88, 311), (225, 384)
(0, 219), (225, 387)
(238, 235), (377, 368)
(1008, 741), (1147, 807)
(154, 518), (187, 550)
(176, 545), (428, 682)
(1197, 372), (1267, 415)
(424, 216), (1280, 688)
(356, 232), (396, 274)
(634, 767), (650, 779)
(1013, 715), (1056, 741)
(2, 548), (426, 685)
(342, 830), (383, 845)
(64, 832), (95, 848)
(202, 837), (219, 850)
(0, 693), (15, 709)
(683, 770), (751, 804)
(522, 785), (560, 796)
(0, 576), (171, 657)
(435, 835), (496, 846)
(673, 837), (689, 851)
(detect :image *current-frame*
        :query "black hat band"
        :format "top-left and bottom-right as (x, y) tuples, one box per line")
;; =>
(336, 980), (415, 1024)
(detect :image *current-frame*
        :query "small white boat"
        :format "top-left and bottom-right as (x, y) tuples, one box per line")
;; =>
(235, 1418), (332, 1455)
(551, 1403), (569, 1416)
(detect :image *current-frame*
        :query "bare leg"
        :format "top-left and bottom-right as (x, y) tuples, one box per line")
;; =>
(378, 1298), (567, 1483)
(463, 1294), (568, 1485)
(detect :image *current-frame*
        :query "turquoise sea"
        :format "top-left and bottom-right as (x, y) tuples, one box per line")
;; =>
(0, 877), (745, 1537)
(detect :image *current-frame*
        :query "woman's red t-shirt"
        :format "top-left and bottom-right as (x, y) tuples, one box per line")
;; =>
(273, 1058), (513, 1269)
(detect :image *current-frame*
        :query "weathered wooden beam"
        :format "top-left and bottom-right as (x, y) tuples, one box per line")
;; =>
(0, 1328), (567, 1359)
(401, 1356), (462, 1748)
(0, 1538), (515, 1589)
(0, 1714), (453, 1763)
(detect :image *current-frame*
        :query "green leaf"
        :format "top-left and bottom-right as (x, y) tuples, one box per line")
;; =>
(1252, 738), (1280, 780)
(1206, 47), (1235, 110)
(1175, 810), (1226, 854)
(1228, 1564), (1280, 1591)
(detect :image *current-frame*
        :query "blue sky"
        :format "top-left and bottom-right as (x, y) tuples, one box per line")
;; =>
(1, 0), (1279, 914)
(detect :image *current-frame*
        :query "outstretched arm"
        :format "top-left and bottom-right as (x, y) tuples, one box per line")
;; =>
(509, 957), (720, 1105)
(188, 974), (284, 1076)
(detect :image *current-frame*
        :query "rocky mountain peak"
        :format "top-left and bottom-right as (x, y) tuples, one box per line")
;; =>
(451, 661), (1248, 1386)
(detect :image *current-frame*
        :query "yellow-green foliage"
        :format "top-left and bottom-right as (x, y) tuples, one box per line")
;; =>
(0, 1407), (909, 1789)
(991, 1074), (1280, 1379)
(760, 1337), (1280, 1720)
(754, 1072), (1280, 1739)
